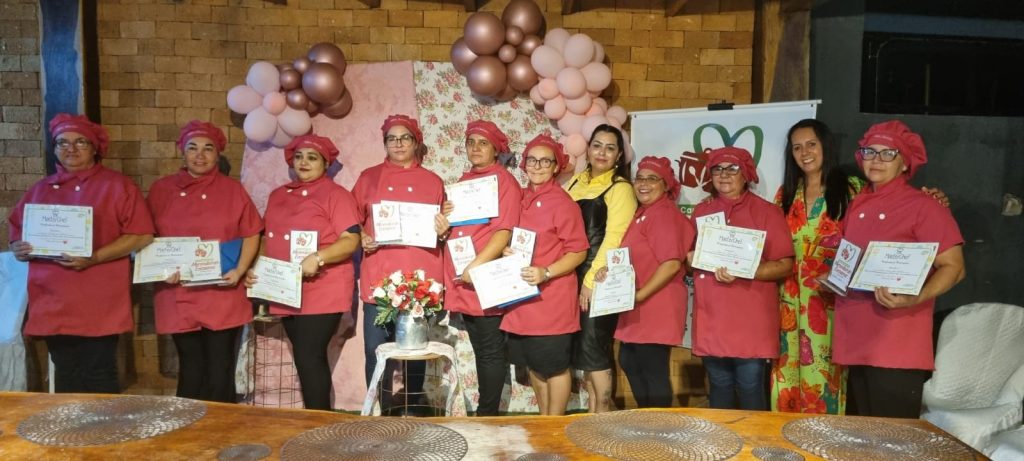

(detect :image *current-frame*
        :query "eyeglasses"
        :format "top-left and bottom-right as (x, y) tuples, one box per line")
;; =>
(385, 134), (415, 146)
(858, 147), (900, 162)
(710, 164), (741, 177)
(55, 138), (92, 151)
(634, 175), (664, 185)
(524, 157), (556, 168)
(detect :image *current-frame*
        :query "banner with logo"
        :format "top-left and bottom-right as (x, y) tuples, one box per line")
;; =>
(630, 100), (819, 215)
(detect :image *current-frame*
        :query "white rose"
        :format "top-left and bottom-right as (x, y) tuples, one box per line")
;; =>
(414, 269), (426, 280)
(391, 295), (405, 308)
(372, 287), (387, 299)
(389, 271), (404, 285)
(428, 283), (442, 294)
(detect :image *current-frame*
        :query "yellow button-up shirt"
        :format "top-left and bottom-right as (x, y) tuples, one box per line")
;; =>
(564, 168), (637, 289)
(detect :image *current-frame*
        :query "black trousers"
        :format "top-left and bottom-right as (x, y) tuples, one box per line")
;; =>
(281, 313), (342, 411)
(618, 342), (673, 408)
(45, 335), (120, 394)
(462, 314), (507, 416)
(847, 365), (931, 418)
(172, 326), (241, 403)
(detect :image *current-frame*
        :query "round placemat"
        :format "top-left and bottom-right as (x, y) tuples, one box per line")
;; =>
(218, 443), (272, 461)
(280, 419), (468, 461)
(782, 416), (974, 460)
(515, 454), (568, 461)
(565, 410), (743, 461)
(17, 395), (206, 447)
(752, 446), (805, 461)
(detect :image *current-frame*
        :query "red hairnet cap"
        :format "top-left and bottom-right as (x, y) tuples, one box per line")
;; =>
(465, 120), (510, 154)
(520, 134), (569, 173)
(637, 156), (681, 201)
(177, 120), (227, 153)
(380, 114), (423, 145)
(49, 113), (110, 157)
(284, 134), (340, 167)
(857, 120), (927, 178)
(707, 146), (759, 184)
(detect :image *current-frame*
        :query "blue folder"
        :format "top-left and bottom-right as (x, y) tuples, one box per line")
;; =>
(450, 217), (491, 227)
(220, 238), (243, 274)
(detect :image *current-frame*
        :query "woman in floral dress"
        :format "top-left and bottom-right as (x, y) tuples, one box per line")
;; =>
(770, 119), (947, 414)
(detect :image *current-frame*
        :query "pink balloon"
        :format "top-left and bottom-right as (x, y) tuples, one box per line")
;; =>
(621, 131), (635, 163)
(278, 107), (312, 137)
(585, 101), (606, 116)
(505, 25), (524, 46)
(270, 126), (293, 148)
(529, 86), (545, 105)
(581, 115), (609, 140)
(557, 112), (585, 135)
(593, 41), (605, 64)
(556, 67), (587, 99)
(581, 62), (612, 93)
(544, 96), (566, 120)
(563, 34), (595, 68)
(245, 61), (280, 96)
(530, 45), (564, 79)
(562, 133), (587, 158)
(463, 12), (506, 56)
(608, 117), (622, 129)
(498, 44), (518, 64)
(242, 107), (277, 143)
(450, 37), (478, 76)
(262, 92), (286, 115)
(607, 105), (628, 125)
(593, 97), (609, 112)
(565, 93), (592, 115)
(544, 28), (571, 53)
(227, 85), (261, 114)
(537, 77), (559, 100)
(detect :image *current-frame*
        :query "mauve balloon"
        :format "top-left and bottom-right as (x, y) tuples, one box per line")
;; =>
(517, 35), (542, 56)
(302, 63), (344, 104)
(293, 57), (311, 74)
(450, 37), (478, 76)
(307, 42), (347, 75)
(498, 44), (518, 64)
(507, 55), (539, 92)
(279, 69), (301, 91)
(501, 0), (545, 37)
(286, 89), (309, 110)
(496, 84), (518, 102)
(463, 12), (505, 56)
(467, 55), (507, 97)
(505, 26), (524, 46)
(321, 90), (353, 119)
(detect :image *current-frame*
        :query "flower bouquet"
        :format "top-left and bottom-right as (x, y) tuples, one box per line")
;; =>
(372, 269), (444, 326)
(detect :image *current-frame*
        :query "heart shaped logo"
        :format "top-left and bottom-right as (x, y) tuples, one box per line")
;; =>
(677, 123), (765, 195)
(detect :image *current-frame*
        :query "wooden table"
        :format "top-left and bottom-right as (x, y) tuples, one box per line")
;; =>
(0, 392), (985, 460)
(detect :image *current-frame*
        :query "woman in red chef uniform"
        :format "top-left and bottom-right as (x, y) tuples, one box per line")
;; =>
(352, 114), (445, 404)
(8, 114), (155, 393)
(690, 146), (794, 410)
(832, 120), (965, 418)
(500, 134), (589, 415)
(146, 120), (263, 402)
(595, 156), (694, 408)
(436, 120), (522, 416)
(245, 134), (361, 410)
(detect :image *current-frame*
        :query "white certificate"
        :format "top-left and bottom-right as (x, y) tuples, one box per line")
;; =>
(23, 204), (94, 258)
(133, 237), (200, 284)
(691, 224), (767, 279)
(590, 266), (635, 318)
(372, 202), (402, 244)
(510, 227), (536, 264)
(849, 241), (938, 296)
(445, 175), (499, 225)
(246, 256), (302, 309)
(396, 201), (441, 248)
(469, 255), (539, 309)
(447, 236), (476, 276)
(820, 239), (862, 297)
(289, 230), (318, 264)
(694, 211), (726, 236)
(182, 240), (226, 287)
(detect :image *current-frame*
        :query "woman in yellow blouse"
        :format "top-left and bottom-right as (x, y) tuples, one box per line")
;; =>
(564, 124), (637, 412)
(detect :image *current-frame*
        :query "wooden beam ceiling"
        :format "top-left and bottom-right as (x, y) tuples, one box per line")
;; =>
(666, 0), (690, 16)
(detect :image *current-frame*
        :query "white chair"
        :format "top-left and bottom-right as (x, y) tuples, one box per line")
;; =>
(0, 252), (29, 391)
(921, 302), (1024, 452)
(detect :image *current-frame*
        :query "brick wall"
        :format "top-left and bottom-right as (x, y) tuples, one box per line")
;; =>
(2, 0), (751, 399)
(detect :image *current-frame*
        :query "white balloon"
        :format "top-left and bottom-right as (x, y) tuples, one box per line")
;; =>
(246, 61), (281, 96)
(278, 107), (312, 137)
(226, 85), (261, 114)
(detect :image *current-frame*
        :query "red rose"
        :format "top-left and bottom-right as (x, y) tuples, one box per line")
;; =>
(396, 285), (408, 295)
(414, 284), (429, 299)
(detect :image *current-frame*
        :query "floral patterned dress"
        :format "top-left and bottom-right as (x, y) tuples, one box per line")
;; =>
(770, 178), (863, 414)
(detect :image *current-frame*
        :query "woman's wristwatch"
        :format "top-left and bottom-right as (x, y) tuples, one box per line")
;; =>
(314, 251), (325, 267)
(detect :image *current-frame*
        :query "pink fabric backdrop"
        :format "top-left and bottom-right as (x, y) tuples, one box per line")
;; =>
(241, 61), (417, 411)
